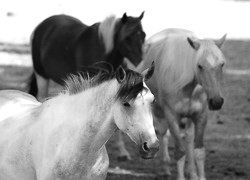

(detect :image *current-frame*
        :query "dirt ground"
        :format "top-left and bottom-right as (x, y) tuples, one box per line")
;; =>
(0, 39), (249, 180)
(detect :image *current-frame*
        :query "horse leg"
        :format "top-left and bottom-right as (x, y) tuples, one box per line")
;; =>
(193, 111), (208, 180)
(116, 131), (131, 161)
(156, 116), (172, 176)
(185, 118), (198, 180)
(164, 110), (186, 180)
(35, 73), (49, 102)
(162, 129), (172, 176)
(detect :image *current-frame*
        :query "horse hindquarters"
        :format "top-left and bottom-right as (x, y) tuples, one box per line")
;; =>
(27, 72), (50, 101)
(29, 25), (49, 100)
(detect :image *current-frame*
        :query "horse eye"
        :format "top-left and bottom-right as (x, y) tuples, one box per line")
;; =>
(221, 63), (225, 68)
(198, 64), (203, 70)
(152, 98), (156, 104)
(123, 102), (131, 107)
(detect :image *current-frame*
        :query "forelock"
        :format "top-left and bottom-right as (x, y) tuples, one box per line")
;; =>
(116, 70), (144, 102)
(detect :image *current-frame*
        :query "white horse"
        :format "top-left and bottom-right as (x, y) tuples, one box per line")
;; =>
(137, 28), (226, 180)
(0, 63), (159, 180)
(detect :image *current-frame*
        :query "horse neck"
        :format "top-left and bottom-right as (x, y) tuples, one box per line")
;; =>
(49, 80), (119, 152)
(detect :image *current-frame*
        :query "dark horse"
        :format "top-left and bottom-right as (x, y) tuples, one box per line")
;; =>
(29, 12), (145, 101)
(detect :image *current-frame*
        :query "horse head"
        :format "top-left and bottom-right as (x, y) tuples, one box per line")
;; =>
(115, 12), (146, 67)
(113, 62), (159, 159)
(187, 34), (227, 110)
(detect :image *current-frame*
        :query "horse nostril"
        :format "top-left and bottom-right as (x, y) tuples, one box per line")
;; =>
(209, 99), (213, 106)
(143, 142), (150, 152)
(209, 97), (224, 110)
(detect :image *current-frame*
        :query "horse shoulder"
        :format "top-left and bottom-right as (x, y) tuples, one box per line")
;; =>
(75, 24), (106, 68)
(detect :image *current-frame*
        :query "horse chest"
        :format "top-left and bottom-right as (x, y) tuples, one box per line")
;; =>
(52, 146), (109, 180)
(174, 98), (204, 117)
(88, 147), (109, 179)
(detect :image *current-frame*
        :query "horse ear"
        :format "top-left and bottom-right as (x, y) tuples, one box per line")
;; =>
(142, 61), (155, 81)
(139, 11), (145, 20)
(187, 37), (200, 50)
(116, 66), (126, 83)
(215, 34), (227, 48)
(122, 13), (128, 23)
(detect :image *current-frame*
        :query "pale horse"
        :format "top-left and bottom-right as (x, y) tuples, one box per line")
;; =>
(0, 63), (159, 180)
(137, 28), (227, 180)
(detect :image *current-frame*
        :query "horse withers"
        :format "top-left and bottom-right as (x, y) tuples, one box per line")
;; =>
(137, 28), (226, 180)
(0, 63), (159, 180)
(29, 12), (146, 101)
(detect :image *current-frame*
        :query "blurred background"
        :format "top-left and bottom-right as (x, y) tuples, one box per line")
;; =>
(0, 0), (249, 179)
(0, 0), (250, 44)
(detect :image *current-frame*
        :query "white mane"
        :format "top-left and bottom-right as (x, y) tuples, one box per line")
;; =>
(98, 15), (117, 54)
(145, 29), (197, 93)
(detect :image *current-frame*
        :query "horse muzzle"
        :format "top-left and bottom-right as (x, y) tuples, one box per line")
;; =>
(208, 97), (224, 110)
(138, 140), (159, 159)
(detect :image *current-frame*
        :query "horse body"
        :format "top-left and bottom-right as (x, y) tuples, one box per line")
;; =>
(32, 15), (104, 83)
(0, 89), (110, 180)
(138, 28), (226, 180)
(29, 13), (145, 101)
(0, 64), (159, 180)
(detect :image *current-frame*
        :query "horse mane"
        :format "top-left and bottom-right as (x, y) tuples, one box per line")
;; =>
(98, 15), (117, 54)
(146, 29), (225, 93)
(63, 62), (144, 102)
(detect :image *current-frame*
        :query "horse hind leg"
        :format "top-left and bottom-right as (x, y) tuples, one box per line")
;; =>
(161, 129), (172, 176)
(28, 73), (38, 97)
(35, 73), (49, 102)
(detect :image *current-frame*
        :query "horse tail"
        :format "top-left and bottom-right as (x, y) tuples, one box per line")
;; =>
(28, 73), (38, 97)
(28, 25), (39, 97)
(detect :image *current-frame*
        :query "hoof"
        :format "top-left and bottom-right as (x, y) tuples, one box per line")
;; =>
(157, 172), (171, 178)
(163, 164), (171, 176)
(185, 168), (198, 180)
(165, 169), (171, 176)
(117, 155), (131, 161)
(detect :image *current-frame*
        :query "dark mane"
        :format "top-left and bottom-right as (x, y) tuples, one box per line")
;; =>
(116, 70), (144, 102)
(63, 62), (144, 102)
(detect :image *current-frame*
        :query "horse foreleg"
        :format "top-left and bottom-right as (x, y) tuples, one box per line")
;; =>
(193, 112), (207, 180)
(162, 130), (172, 176)
(153, 108), (172, 176)
(116, 131), (131, 161)
(185, 118), (198, 180)
(164, 110), (186, 180)
(35, 73), (49, 102)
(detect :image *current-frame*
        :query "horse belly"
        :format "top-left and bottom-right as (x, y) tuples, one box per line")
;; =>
(174, 97), (206, 117)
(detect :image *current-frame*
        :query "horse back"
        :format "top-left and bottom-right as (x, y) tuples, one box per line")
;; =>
(0, 90), (40, 122)
(31, 14), (90, 84)
(74, 23), (106, 69)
